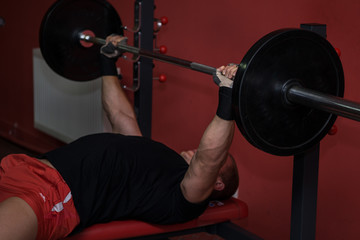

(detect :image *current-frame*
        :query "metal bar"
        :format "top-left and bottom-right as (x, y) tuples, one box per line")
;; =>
(81, 33), (360, 123)
(289, 23), (323, 240)
(287, 85), (360, 122)
(290, 144), (319, 240)
(133, 0), (153, 138)
(79, 34), (217, 76)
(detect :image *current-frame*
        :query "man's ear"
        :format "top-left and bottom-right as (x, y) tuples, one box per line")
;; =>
(214, 176), (225, 191)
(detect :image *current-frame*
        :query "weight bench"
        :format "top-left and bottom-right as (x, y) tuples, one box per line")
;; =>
(65, 197), (255, 240)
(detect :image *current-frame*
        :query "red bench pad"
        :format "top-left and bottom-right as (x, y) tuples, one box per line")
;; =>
(65, 198), (248, 240)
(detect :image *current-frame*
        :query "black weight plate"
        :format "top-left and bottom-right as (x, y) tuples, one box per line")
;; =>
(233, 29), (344, 156)
(40, 0), (123, 81)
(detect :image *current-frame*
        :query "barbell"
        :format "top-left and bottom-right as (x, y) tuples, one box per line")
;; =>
(39, 0), (360, 156)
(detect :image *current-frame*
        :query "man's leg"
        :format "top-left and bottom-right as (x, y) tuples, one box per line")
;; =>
(0, 197), (37, 240)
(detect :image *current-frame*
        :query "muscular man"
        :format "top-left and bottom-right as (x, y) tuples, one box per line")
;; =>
(0, 35), (239, 240)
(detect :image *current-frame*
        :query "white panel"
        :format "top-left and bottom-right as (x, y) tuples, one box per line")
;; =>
(33, 48), (111, 143)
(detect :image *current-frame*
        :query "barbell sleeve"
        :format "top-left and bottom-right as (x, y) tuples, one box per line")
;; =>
(286, 85), (360, 122)
(79, 34), (217, 76)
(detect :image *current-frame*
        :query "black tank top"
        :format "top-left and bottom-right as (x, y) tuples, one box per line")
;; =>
(43, 133), (208, 232)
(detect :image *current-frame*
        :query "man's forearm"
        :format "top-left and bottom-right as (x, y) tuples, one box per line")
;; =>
(197, 116), (235, 168)
(180, 64), (237, 203)
(102, 76), (142, 136)
(181, 116), (234, 203)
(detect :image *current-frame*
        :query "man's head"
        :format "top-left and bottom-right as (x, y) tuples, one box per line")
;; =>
(209, 153), (239, 200)
(180, 150), (239, 201)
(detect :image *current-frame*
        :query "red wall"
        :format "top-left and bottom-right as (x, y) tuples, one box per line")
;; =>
(1, 0), (360, 239)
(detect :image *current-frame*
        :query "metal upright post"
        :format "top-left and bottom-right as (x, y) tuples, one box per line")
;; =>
(133, 0), (154, 138)
(290, 23), (327, 240)
(290, 144), (320, 240)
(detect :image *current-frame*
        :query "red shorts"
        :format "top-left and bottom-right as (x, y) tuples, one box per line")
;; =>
(0, 154), (80, 240)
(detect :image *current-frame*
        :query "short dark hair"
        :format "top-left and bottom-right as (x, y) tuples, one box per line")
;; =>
(209, 153), (239, 200)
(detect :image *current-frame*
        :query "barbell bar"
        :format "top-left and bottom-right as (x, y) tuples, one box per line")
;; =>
(286, 85), (360, 122)
(79, 34), (217, 76)
(79, 33), (360, 123)
(39, 0), (360, 156)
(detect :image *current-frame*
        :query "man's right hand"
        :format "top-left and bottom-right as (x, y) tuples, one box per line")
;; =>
(215, 64), (238, 121)
(215, 64), (238, 88)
